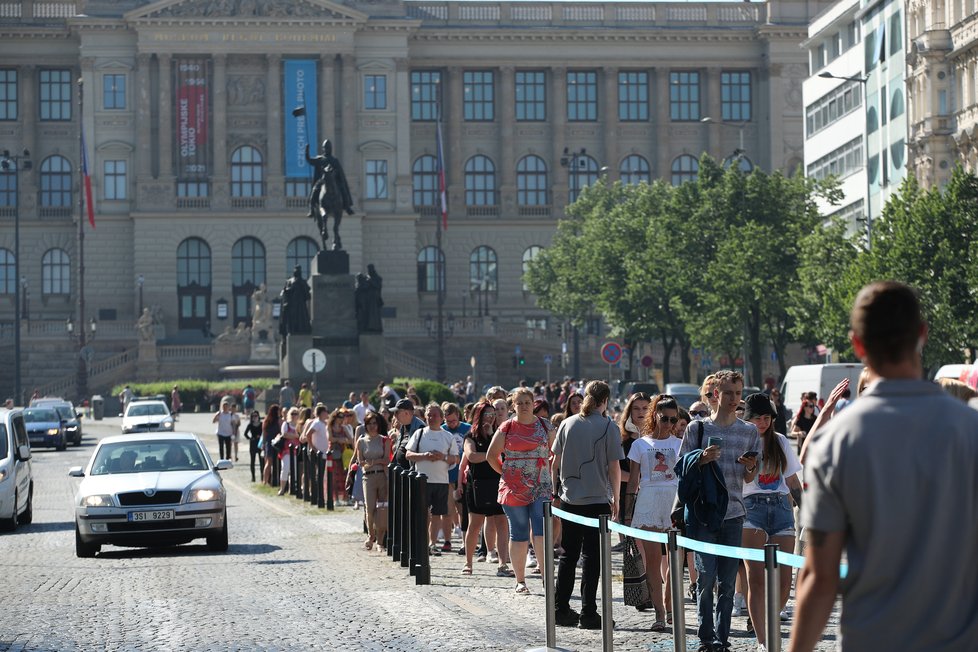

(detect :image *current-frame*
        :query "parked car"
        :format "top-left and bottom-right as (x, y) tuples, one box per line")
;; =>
(69, 432), (231, 557)
(121, 399), (175, 434)
(22, 407), (67, 451)
(780, 363), (864, 413)
(618, 381), (660, 403)
(0, 408), (33, 531)
(664, 383), (701, 410)
(30, 397), (83, 446)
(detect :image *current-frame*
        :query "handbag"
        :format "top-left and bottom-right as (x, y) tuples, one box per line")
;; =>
(621, 536), (651, 607)
(671, 420), (705, 533)
(271, 434), (285, 452)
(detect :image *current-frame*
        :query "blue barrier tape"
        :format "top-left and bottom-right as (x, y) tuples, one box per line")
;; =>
(775, 550), (848, 579)
(551, 506), (601, 529)
(676, 535), (767, 562)
(607, 520), (669, 544)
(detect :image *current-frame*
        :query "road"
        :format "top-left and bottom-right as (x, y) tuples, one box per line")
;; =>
(0, 413), (839, 651)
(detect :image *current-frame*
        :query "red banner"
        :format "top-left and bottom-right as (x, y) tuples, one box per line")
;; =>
(174, 58), (210, 179)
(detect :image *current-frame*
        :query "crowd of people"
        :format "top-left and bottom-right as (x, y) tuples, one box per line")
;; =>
(190, 280), (978, 652)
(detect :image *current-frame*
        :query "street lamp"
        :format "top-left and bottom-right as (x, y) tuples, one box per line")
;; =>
(700, 117), (749, 168)
(1, 148), (32, 405)
(66, 316), (97, 402)
(137, 274), (144, 316)
(818, 71), (872, 247)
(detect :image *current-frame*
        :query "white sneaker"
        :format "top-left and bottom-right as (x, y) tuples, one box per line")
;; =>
(488, 550), (499, 564)
(780, 609), (791, 622)
(476, 552), (487, 563)
(527, 556), (538, 569)
(733, 592), (747, 617)
(756, 645), (767, 652)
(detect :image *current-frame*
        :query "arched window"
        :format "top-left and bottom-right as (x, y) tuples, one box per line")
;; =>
(568, 154), (599, 203)
(232, 237), (266, 325)
(517, 156), (548, 206)
(287, 236), (318, 280)
(40, 155), (72, 208)
(619, 155), (650, 185)
(890, 88), (905, 120)
(230, 146), (264, 197)
(177, 237), (211, 331)
(733, 156), (753, 173)
(866, 106), (879, 134)
(0, 248), (15, 294)
(416, 246), (445, 293)
(464, 155), (496, 206)
(469, 246), (498, 293)
(41, 248), (70, 295)
(671, 155), (699, 185)
(521, 245), (542, 292)
(412, 155), (438, 209)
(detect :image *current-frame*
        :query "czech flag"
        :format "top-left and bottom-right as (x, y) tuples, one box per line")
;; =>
(80, 124), (95, 229)
(435, 112), (447, 231)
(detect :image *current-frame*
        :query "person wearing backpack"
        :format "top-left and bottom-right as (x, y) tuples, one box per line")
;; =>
(242, 384), (256, 411)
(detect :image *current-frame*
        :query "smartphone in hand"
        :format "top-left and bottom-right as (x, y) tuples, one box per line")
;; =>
(707, 436), (724, 449)
(742, 451), (759, 459)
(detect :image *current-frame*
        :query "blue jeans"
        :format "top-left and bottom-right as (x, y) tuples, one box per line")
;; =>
(501, 497), (546, 542)
(687, 517), (745, 647)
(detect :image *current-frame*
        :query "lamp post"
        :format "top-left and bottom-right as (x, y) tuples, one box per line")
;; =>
(700, 116), (748, 168)
(2, 148), (32, 405)
(818, 71), (872, 247)
(137, 274), (144, 316)
(66, 316), (97, 401)
(425, 311), (455, 382)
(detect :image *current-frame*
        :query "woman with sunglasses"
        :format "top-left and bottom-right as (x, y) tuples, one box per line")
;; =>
(788, 400), (817, 454)
(624, 394), (682, 631)
(615, 392), (652, 551)
(461, 400), (511, 576)
(354, 410), (390, 550)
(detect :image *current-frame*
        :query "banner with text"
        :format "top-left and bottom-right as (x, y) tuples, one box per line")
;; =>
(284, 59), (319, 178)
(174, 58), (211, 179)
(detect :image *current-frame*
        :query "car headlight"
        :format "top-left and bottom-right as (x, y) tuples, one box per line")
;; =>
(81, 494), (115, 507)
(187, 488), (220, 503)
(47, 428), (60, 435)
(163, 419), (174, 430)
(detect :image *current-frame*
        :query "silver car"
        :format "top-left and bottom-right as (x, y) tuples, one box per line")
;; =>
(69, 433), (231, 557)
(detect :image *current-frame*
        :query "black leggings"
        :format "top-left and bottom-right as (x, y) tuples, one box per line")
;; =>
(249, 446), (262, 481)
(218, 436), (232, 461)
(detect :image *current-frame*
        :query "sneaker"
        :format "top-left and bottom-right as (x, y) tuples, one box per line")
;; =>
(428, 544), (442, 557)
(733, 592), (747, 617)
(527, 556), (538, 569)
(746, 617), (754, 636)
(488, 550), (499, 564)
(687, 581), (697, 603)
(452, 526), (462, 538)
(476, 552), (487, 563)
(456, 546), (465, 555)
(441, 541), (452, 553)
(578, 613), (613, 630)
(780, 609), (791, 622)
(554, 607), (580, 627)
(756, 645), (767, 652)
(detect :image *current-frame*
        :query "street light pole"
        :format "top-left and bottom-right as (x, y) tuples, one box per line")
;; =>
(76, 77), (89, 403)
(700, 116), (748, 166)
(818, 71), (871, 248)
(1, 148), (31, 405)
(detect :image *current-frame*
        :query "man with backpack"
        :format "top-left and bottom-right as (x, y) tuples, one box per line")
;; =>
(242, 384), (256, 412)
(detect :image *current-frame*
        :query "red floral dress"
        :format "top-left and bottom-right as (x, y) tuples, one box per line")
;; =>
(497, 417), (553, 507)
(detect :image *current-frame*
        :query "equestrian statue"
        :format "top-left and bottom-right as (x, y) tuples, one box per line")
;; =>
(305, 139), (354, 251)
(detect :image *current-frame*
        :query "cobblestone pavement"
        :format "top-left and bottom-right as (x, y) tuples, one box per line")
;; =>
(0, 413), (840, 651)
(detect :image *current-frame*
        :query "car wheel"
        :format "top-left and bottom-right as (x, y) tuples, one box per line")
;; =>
(75, 524), (99, 558)
(56, 435), (67, 452)
(0, 490), (18, 532)
(21, 485), (33, 525)
(74, 432), (82, 446)
(206, 512), (229, 552)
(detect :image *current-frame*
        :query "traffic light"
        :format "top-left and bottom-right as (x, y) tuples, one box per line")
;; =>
(518, 355), (525, 366)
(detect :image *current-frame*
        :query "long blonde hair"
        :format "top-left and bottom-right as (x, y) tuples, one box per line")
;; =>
(580, 380), (611, 417)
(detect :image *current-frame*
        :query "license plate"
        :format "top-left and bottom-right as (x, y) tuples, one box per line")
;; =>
(128, 510), (175, 522)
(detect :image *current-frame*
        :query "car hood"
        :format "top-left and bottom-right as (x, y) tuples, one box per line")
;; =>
(25, 420), (60, 431)
(124, 415), (171, 425)
(79, 470), (220, 496)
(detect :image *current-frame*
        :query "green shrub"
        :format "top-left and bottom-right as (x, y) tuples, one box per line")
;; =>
(110, 379), (278, 412)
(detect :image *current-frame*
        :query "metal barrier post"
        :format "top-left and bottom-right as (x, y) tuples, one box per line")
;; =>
(325, 456), (334, 510)
(765, 543), (781, 652)
(408, 470), (418, 576)
(315, 451), (325, 508)
(387, 463), (397, 560)
(667, 529), (687, 652)
(272, 450), (280, 487)
(289, 445), (298, 496)
(303, 445), (313, 503)
(543, 501), (557, 648)
(296, 444), (306, 501)
(415, 473), (430, 585)
(598, 514), (614, 652)
(399, 468), (410, 567)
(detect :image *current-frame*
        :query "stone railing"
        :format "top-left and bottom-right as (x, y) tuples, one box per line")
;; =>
(158, 344), (214, 360)
(0, 1), (77, 21)
(88, 348), (136, 378)
(385, 347), (437, 379)
(16, 319), (136, 340)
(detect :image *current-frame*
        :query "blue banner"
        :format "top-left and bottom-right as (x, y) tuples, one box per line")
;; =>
(284, 59), (318, 178)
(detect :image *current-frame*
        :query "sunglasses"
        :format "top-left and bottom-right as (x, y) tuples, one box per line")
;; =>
(691, 410), (710, 417)
(658, 415), (680, 424)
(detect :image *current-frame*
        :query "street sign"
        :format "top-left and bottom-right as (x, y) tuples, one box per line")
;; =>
(600, 341), (622, 365)
(641, 355), (653, 368)
(543, 354), (553, 365)
(302, 348), (326, 373)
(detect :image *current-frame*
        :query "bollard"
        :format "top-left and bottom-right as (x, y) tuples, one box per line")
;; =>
(543, 501), (557, 648)
(387, 464), (398, 560)
(598, 514), (614, 652)
(303, 445), (313, 503)
(289, 445), (299, 497)
(296, 444), (306, 501)
(316, 451), (326, 509)
(325, 456), (334, 511)
(667, 529), (687, 652)
(414, 472), (430, 585)
(272, 449), (280, 487)
(765, 543), (781, 652)
(407, 470), (418, 575)
(399, 468), (410, 568)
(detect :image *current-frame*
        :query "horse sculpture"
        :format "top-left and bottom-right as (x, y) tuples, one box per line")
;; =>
(314, 164), (344, 250)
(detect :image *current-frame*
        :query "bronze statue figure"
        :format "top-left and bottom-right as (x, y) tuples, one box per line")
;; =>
(306, 139), (354, 251)
(279, 265), (312, 337)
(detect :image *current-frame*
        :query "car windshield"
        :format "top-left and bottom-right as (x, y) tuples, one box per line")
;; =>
(127, 404), (169, 417)
(90, 440), (207, 475)
(55, 407), (75, 420)
(24, 409), (59, 423)
(0, 425), (7, 458)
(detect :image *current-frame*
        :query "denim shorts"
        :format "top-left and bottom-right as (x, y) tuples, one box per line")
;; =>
(743, 493), (795, 537)
(501, 497), (546, 542)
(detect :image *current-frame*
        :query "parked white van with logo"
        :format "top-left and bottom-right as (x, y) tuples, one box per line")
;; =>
(0, 408), (33, 531)
(780, 363), (864, 414)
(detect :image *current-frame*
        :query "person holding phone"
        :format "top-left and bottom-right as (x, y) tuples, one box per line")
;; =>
(740, 393), (802, 651)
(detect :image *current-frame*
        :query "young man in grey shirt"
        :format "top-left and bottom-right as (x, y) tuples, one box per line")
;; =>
(789, 282), (978, 652)
(678, 369), (760, 652)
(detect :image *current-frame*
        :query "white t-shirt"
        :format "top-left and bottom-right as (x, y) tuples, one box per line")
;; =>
(353, 402), (374, 424)
(743, 433), (802, 497)
(406, 427), (457, 485)
(308, 419), (328, 452)
(628, 436), (682, 488)
(214, 412), (234, 437)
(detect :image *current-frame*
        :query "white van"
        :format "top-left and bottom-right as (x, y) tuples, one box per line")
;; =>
(0, 408), (33, 531)
(780, 363), (864, 414)
(933, 363), (973, 382)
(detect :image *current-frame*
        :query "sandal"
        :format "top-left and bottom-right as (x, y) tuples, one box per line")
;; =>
(666, 612), (673, 625)
(364, 538), (374, 551)
(515, 582), (530, 594)
(496, 565), (515, 577)
(650, 619), (667, 633)
(461, 565), (472, 575)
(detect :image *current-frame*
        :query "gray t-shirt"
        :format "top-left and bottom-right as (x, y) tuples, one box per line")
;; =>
(552, 412), (624, 505)
(802, 379), (978, 651)
(679, 417), (760, 520)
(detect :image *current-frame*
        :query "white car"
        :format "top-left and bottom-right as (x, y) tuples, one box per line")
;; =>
(0, 408), (33, 531)
(69, 433), (231, 557)
(122, 400), (175, 434)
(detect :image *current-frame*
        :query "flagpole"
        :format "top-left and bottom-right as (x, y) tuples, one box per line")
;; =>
(435, 102), (446, 382)
(76, 77), (88, 403)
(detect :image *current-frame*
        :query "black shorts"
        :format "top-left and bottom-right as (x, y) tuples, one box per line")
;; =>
(426, 483), (449, 516)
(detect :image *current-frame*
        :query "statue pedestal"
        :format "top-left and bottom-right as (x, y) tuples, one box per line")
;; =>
(310, 273), (357, 342)
(316, 250), (349, 275)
